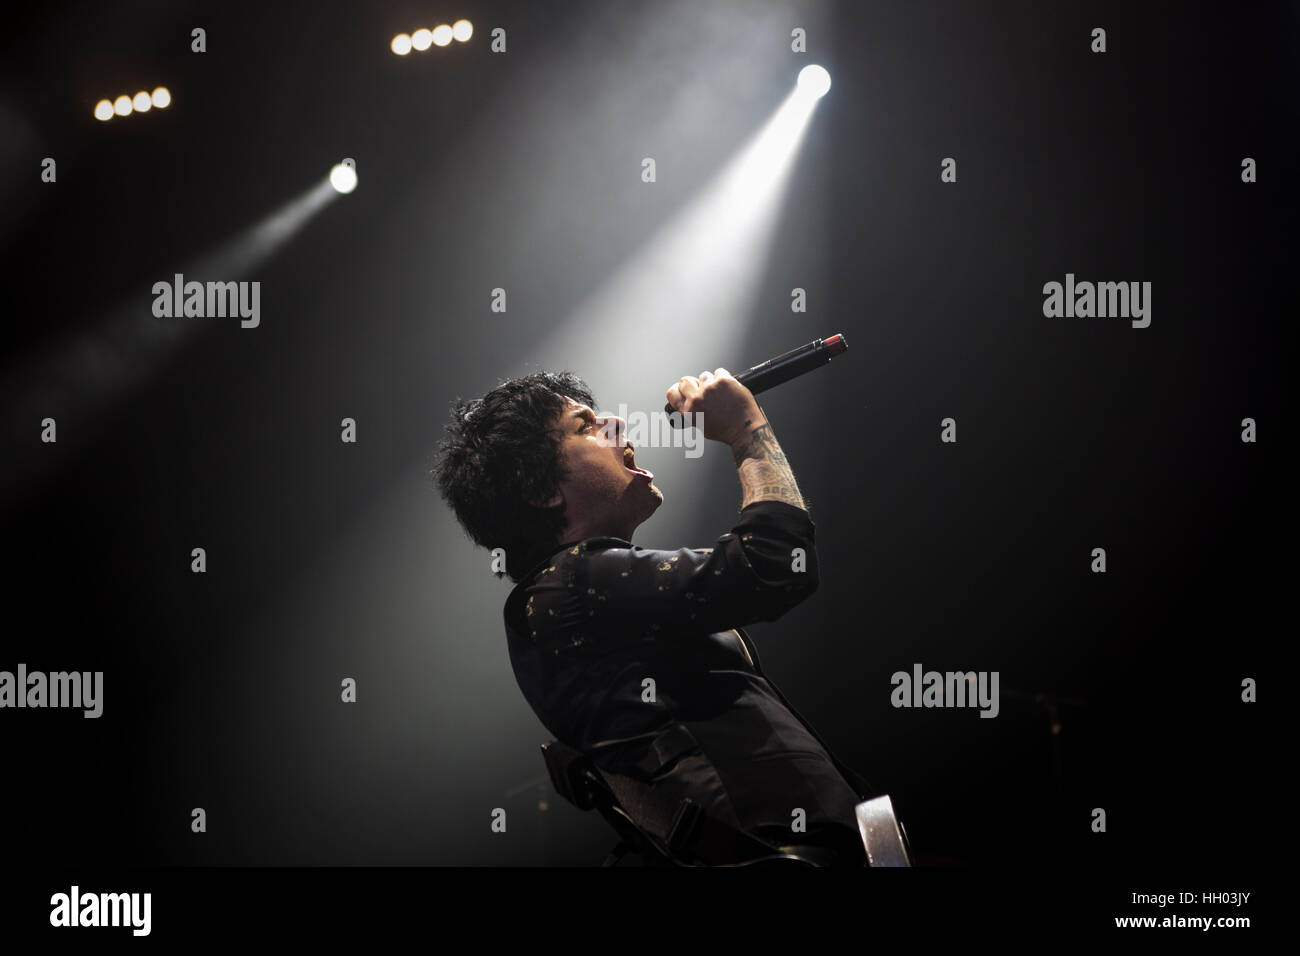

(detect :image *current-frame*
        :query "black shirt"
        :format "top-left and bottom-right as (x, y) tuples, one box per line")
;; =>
(504, 500), (871, 863)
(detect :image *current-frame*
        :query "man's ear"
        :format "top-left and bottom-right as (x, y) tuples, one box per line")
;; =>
(539, 490), (564, 509)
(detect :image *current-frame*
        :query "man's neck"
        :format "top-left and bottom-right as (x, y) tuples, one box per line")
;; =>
(558, 518), (634, 545)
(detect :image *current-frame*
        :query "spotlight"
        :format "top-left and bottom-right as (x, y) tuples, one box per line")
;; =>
(132, 91), (152, 112)
(411, 28), (432, 51)
(432, 24), (453, 46)
(797, 64), (831, 99)
(151, 87), (171, 108)
(452, 19), (473, 42)
(391, 33), (412, 55)
(113, 95), (133, 116)
(329, 163), (358, 194)
(93, 99), (114, 121)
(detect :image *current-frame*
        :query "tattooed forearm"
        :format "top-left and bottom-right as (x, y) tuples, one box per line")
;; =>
(730, 423), (806, 510)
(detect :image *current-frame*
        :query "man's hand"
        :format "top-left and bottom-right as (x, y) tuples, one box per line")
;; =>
(666, 369), (806, 511)
(665, 369), (768, 448)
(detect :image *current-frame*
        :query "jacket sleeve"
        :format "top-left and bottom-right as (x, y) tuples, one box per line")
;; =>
(535, 500), (820, 637)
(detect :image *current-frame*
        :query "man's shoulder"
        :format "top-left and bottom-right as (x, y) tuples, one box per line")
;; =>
(504, 539), (619, 636)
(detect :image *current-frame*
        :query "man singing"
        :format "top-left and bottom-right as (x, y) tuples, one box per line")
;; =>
(434, 368), (872, 865)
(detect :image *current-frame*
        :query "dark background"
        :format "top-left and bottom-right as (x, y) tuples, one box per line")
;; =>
(1, 0), (1289, 872)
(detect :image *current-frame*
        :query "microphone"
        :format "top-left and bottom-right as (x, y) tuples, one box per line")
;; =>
(664, 333), (848, 426)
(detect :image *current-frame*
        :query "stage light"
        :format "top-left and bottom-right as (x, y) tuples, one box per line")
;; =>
(93, 99), (114, 121)
(330, 163), (358, 194)
(113, 95), (133, 116)
(432, 24), (453, 46)
(391, 33), (412, 55)
(132, 91), (152, 112)
(797, 65), (831, 99)
(411, 28), (432, 51)
(151, 87), (171, 108)
(452, 19), (473, 42)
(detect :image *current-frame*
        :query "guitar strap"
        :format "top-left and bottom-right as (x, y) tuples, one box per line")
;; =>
(592, 763), (802, 865)
(545, 734), (836, 865)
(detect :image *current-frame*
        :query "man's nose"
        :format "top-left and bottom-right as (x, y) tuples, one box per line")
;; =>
(598, 416), (626, 443)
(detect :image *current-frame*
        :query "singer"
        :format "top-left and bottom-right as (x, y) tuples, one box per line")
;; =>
(434, 368), (872, 865)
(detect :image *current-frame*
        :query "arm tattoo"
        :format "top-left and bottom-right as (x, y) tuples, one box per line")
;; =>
(731, 424), (806, 510)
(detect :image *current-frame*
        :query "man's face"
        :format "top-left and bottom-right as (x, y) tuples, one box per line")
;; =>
(547, 397), (663, 541)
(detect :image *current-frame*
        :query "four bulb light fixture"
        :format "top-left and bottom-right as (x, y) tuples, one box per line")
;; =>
(93, 87), (171, 121)
(392, 20), (473, 55)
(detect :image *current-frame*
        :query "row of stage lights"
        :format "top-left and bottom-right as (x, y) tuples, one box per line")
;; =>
(89, 18), (473, 121)
(89, 30), (821, 130)
(391, 19), (472, 54)
(86, 55), (822, 200)
(93, 87), (171, 121)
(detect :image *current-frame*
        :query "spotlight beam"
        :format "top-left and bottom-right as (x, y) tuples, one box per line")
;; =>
(508, 76), (827, 543)
(523, 83), (823, 391)
(0, 178), (339, 511)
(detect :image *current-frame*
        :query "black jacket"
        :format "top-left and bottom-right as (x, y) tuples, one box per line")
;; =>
(504, 500), (872, 860)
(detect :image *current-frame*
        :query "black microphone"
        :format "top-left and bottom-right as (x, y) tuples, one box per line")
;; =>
(665, 333), (848, 426)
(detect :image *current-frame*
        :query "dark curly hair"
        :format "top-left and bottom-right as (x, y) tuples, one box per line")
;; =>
(432, 371), (597, 583)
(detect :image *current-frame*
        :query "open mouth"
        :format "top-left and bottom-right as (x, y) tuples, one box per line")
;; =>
(622, 445), (653, 480)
